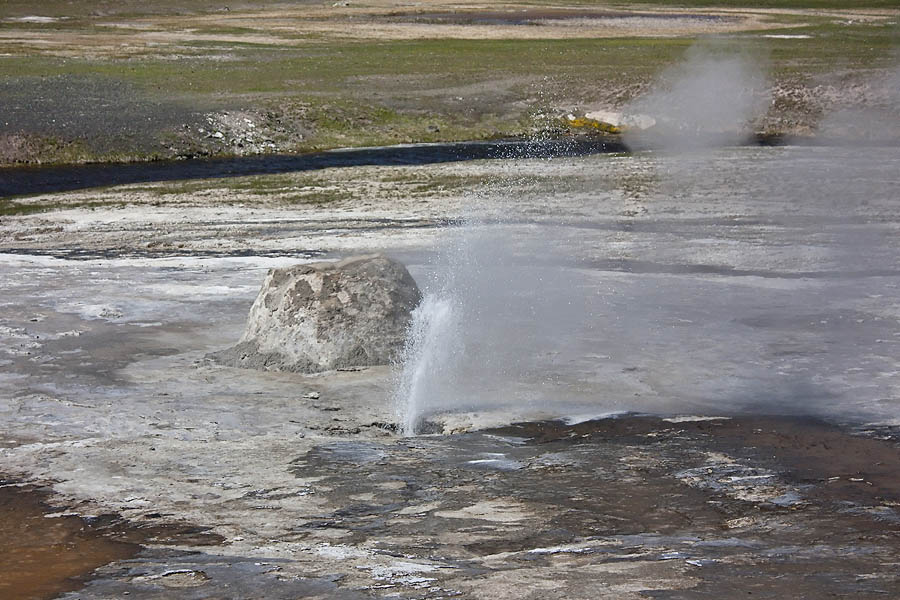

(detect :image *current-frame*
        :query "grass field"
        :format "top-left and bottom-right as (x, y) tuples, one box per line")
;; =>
(2, 0), (898, 17)
(1, 1), (897, 165)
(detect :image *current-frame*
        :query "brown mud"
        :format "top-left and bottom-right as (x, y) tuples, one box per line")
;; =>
(0, 482), (223, 600)
(0, 483), (139, 600)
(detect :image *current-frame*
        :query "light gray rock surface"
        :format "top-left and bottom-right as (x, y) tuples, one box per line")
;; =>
(212, 254), (420, 373)
(2, 148), (900, 599)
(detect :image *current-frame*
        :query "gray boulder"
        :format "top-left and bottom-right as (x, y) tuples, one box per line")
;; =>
(212, 255), (420, 373)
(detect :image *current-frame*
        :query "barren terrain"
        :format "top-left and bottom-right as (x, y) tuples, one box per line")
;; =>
(2, 1), (900, 598)
(3, 146), (900, 598)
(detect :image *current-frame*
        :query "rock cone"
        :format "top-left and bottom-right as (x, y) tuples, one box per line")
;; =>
(212, 255), (420, 373)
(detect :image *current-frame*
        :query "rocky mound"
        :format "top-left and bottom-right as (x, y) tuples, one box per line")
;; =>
(211, 255), (420, 373)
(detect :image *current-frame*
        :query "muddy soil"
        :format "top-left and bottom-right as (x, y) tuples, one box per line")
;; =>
(282, 415), (900, 598)
(0, 482), (222, 600)
(0, 483), (139, 600)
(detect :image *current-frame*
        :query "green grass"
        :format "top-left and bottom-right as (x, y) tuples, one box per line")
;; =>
(0, 198), (124, 216)
(0, 0), (298, 19)
(3, 24), (893, 101)
(4, 0), (897, 18)
(0, 36), (696, 162)
(124, 170), (485, 198)
(764, 22), (899, 75)
(609, 0), (899, 7)
(0, 37), (694, 102)
(0, 199), (38, 216)
(1, 1), (896, 165)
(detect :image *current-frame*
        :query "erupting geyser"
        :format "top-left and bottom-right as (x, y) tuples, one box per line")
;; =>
(394, 295), (459, 435)
(392, 39), (900, 435)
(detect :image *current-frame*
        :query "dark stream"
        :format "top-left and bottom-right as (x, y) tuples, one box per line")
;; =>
(0, 138), (626, 199)
(399, 9), (731, 25)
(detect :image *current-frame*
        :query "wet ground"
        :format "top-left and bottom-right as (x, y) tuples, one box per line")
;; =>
(0, 483), (139, 600)
(4, 415), (900, 599)
(0, 482), (222, 600)
(286, 415), (900, 598)
(1, 146), (899, 597)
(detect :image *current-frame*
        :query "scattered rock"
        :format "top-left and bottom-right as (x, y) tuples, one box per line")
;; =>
(211, 255), (420, 373)
(158, 569), (211, 588)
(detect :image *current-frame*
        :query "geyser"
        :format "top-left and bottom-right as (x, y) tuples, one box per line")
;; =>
(623, 40), (770, 152)
(393, 41), (900, 435)
(394, 42), (773, 435)
(394, 294), (459, 435)
(393, 215), (609, 435)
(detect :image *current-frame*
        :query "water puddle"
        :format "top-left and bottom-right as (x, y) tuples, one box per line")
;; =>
(0, 481), (223, 600)
(0, 483), (139, 600)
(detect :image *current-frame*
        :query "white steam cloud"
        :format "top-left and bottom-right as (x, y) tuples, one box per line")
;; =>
(624, 41), (770, 151)
(392, 39), (900, 435)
